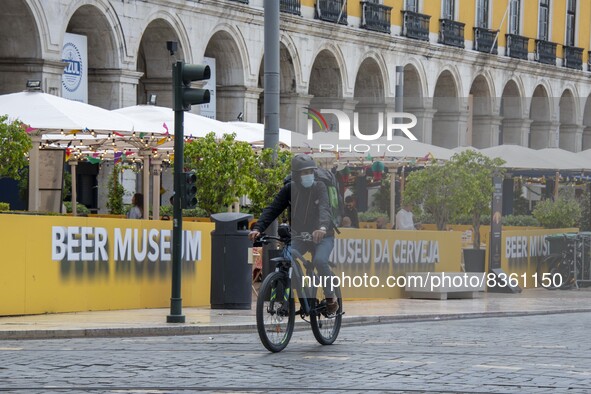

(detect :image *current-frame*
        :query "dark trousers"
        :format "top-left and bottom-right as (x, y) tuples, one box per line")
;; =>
(292, 236), (335, 298)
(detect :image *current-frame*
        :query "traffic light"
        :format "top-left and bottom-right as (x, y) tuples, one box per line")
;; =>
(173, 61), (211, 111)
(181, 171), (197, 209)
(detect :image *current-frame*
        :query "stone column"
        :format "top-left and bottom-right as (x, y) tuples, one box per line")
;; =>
(500, 118), (532, 147)
(530, 121), (560, 149)
(216, 86), (263, 122)
(88, 69), (144, 109)
(68, 159), (78, 215)
(471, 115), (503, 148)
(432, 111), (469, 149)
(405, 107), (437, 143)
(559, 124), (584, 152)
(28, 134), (41, 212)
(308, 97), (358, 131)
(582, 126), (591, 150)
(280, 93), (313, 134)
(141, 77), (172, 108)
(151, 157), (163, 220)
(0, 58), (64, 95)
(139, 149), (152, 220)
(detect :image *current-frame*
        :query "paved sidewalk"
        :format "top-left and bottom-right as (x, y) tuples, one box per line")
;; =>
(1, 288), (590, 340)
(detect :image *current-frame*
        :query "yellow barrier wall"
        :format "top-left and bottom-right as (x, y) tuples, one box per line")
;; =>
(500, 228), (578, 288)
(0, 215), (214, 316)
(333, 229), (462, 298)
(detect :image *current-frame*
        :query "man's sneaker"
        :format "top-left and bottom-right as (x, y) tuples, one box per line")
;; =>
(326, 297), (339, 314)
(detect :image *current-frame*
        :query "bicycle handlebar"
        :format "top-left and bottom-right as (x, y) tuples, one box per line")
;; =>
(254, 232), (312, 245)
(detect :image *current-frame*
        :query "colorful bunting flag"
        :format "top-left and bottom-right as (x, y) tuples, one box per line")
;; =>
(87, 157), (102, 165)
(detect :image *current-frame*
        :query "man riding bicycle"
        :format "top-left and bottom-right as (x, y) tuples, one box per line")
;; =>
(248, 154), (339, 314)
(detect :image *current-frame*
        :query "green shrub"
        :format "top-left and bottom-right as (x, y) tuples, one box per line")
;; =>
(358, 210), (389, 223)
(63, 201), (90, 215)
(532, 197), (581, 229)
(0, 202), (9, 211)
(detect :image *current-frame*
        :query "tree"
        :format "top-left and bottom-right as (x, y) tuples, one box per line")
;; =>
(184, 133), (256, 215)
(404, 151), (505, 249)
(447, 150), (505, 249)
(0, 115), (32, 180)
(404, 162), (462, 231)
(246, 149), (291, 217)
(106, 164), (125, 214)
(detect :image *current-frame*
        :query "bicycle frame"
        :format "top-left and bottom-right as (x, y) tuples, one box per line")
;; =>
(271, 243), (325, 317)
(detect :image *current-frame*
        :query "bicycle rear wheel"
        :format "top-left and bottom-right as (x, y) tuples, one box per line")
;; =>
(537, 254), (561, 290)
(256, 271), (295, 353)
(310, 285), (342, 345)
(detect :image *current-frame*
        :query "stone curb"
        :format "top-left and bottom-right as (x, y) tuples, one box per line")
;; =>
(2, 308), (590, 340)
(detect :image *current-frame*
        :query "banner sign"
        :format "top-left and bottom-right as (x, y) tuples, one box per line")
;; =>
(200, 57), (216, 119)
(61, 33), (88, 103)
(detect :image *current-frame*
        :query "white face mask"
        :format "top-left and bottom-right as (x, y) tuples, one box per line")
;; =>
(300, 174), (314, 188)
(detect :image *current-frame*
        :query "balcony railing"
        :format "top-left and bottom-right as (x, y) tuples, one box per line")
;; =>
(315, 0), (347, 25)
(563, 45), (583, 70)
(438, 19), (465, 48)
(401, 11), (430, 42)
(360, 1), (392, 34)
(280, 0), (301, 15)
(505, 34), (529, 60)
(535, 39), (557, 65)
(473, 27), (498, 54)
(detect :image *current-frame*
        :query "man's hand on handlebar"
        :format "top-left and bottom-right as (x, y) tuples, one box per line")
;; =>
(312, 229), (326, 244)
(248, 230), (261, 242)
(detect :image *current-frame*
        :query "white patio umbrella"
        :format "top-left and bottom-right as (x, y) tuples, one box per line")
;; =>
(480, 145), (558, 170)
(536, 148), (591, 171)
(0, 91), (159, 214)
(0, 91), (154, 134)
(226, 121), (292, 146)
(114, 105), (250, 140)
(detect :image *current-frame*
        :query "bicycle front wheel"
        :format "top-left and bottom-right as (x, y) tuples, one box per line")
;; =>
(310, 285), (342, 346)
(256, 271), (295, 353)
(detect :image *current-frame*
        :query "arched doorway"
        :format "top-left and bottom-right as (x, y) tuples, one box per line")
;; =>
(499, 80), (529, 146)
(66, 5), (120, 109)
(529, 85), (553, 148)
(558, 89), (580, 151)
(353, 57), (385, 137)
(204, 30), (249, 121)
(469, 75), (495, 148)
(432, 70), (463, 148)
(136, 19), (184, 108)
(0, 0), (44, 94)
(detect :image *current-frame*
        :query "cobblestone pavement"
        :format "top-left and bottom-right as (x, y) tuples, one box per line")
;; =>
(1, 312), (590, 393)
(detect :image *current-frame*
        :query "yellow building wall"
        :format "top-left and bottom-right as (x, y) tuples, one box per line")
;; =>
(0, 215), (214, 316)
(423, 0), (440, 34)
(552, 0), (566, 56)
(458, 0), (475, 40)
(523, 0), (539, 53)
(389, 0), (403, 27)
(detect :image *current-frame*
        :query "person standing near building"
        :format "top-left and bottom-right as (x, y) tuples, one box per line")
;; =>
(396, 202), (417, 230)
(343, 195), (359, 228)
(127, 193), (144, 219)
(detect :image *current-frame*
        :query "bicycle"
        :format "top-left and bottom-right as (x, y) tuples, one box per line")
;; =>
(254, 225), (343, 353)
(536, 233), (589, 290)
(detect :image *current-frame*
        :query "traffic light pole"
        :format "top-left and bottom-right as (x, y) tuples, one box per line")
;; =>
(168, 61), (185, 323)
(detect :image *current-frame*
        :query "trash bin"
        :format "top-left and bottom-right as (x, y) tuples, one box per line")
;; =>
(210, 212), (253, 309)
